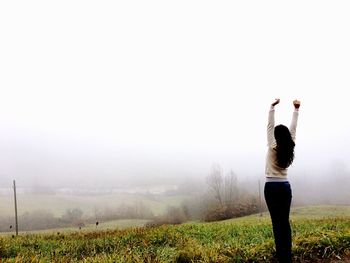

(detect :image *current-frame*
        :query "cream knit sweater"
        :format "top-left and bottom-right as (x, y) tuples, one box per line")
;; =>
(265, 106), (299, 178)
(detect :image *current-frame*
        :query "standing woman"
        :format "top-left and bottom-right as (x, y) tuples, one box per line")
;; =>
(264, 98), (300, 263)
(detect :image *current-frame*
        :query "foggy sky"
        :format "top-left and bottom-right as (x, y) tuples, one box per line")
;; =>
(1, 1), (350, 188)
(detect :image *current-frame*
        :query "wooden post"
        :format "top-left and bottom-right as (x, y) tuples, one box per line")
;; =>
(258, 179), (262, 217)
(13, 180), (19, 236)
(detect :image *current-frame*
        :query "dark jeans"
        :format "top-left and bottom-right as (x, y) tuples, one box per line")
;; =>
(264, 182), (292, 263)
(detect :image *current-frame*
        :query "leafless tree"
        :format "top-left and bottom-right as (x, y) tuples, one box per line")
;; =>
(224, 170), (238, 208)
(206, 163), (224, 206)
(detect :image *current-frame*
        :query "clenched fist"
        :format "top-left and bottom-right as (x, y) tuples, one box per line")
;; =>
(293, 100), (301, 109)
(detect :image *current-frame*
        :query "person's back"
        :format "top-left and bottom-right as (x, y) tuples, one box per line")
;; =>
(264, 98), (300, 263)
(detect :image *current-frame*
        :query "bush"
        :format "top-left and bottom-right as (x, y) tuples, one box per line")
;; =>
(147, 206), (188, 227)
(204, 196), (259, 222)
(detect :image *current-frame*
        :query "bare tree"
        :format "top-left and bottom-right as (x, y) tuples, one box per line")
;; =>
(224, 170), (238, 208)
(205, 165), (257, 221)
(206, 164), (224, 206)
(207, 165), (240, 208)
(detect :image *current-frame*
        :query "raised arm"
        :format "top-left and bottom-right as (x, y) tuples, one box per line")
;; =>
(267, 99), (279, 147)
(289, 100), (300, 141)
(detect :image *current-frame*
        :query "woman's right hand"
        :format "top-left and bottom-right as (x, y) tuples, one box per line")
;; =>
(293, 99), (301, 109)
(271, 98), (280, 107)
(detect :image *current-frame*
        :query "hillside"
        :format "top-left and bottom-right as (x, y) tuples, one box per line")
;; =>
(0, 205), (349, 262)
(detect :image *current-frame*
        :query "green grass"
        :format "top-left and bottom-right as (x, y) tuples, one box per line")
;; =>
(290, 205), (350, 218)
(0, 205), (349, 262)
(1, 219), (150, 236)
(224, 205), (350, 223)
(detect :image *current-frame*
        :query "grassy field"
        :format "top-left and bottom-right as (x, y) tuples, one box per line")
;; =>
(0, 219), (151, 236)
(0, 205), (349, 262)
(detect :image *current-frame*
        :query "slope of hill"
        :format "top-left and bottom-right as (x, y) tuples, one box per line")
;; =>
(0, 205), (349, 262)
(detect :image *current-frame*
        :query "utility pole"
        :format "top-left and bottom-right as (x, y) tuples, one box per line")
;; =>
(13, 180), (19, 236)
(258, 179), (262, 217)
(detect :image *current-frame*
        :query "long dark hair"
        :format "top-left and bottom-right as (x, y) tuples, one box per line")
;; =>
(274, 124), (295, 168)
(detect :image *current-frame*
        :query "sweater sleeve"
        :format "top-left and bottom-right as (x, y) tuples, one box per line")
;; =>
(289, 109), (299, 141)
(267, 106), (276, 147)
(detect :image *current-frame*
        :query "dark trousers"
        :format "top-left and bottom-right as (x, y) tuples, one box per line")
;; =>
(264, 182), (292, 263)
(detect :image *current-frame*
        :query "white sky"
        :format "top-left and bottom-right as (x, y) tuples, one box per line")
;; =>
(1, 1), (350, 187)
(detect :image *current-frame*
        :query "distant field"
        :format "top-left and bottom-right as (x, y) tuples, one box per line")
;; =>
(0, 219), (150, 236)
(0, 205), (349, 262)
(230, 205), (350, 223)
(290, 205), (350, 218)
(0, 192), (189, 217)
